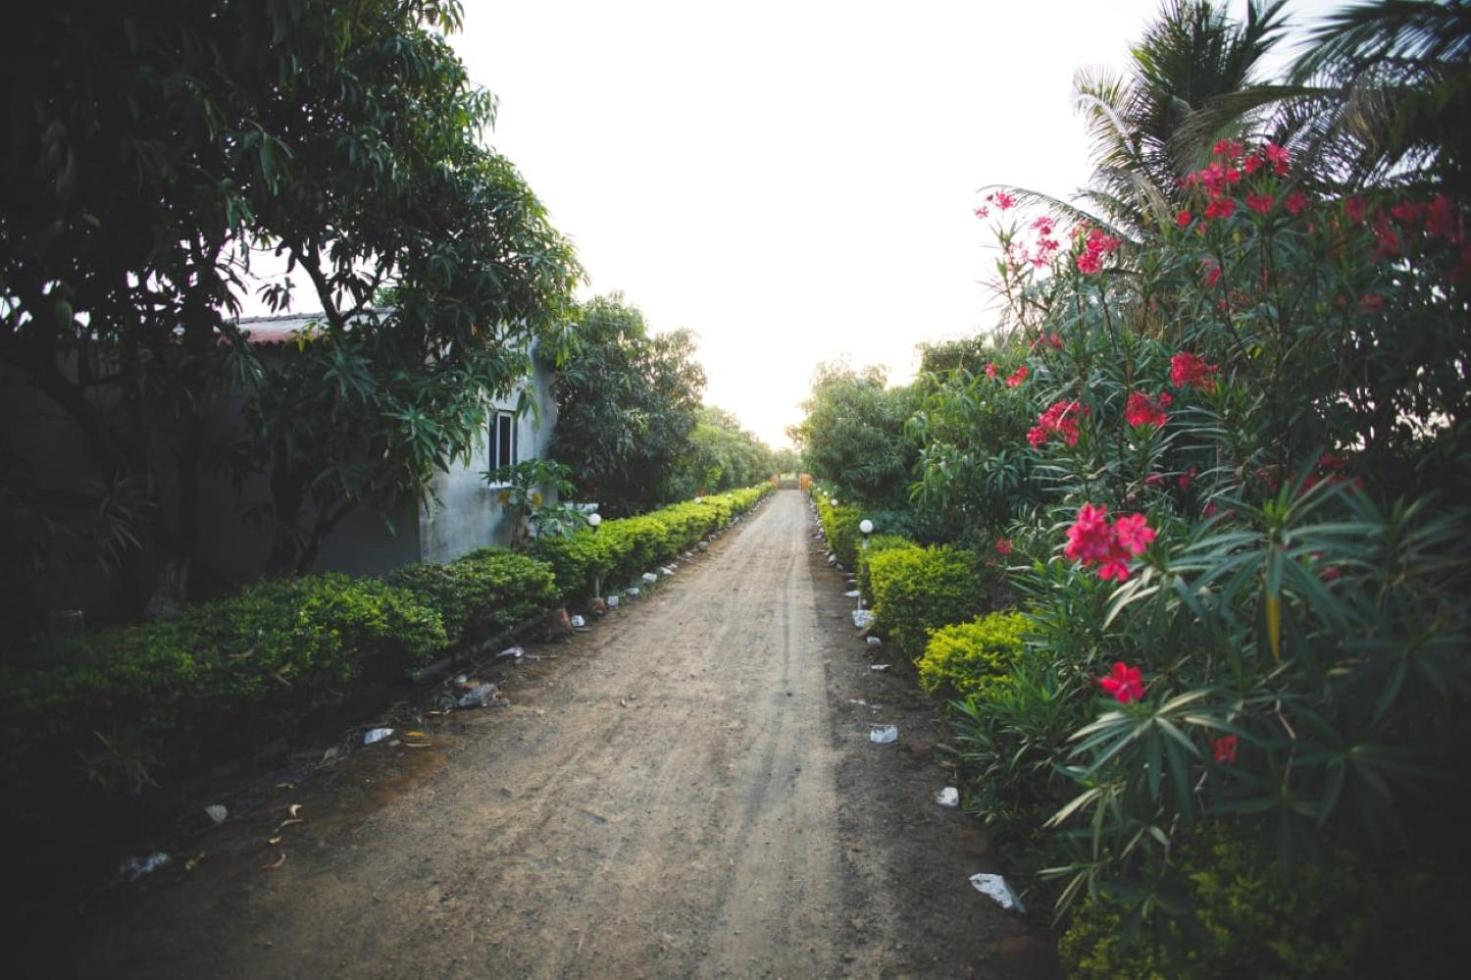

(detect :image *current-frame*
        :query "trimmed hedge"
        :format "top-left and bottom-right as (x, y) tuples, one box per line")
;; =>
(390, 547), (557, 646)
(812, 495), (863, 566)
(533, 484), (772, 601)
(855, 534), (918, 602)
(867, 543), (988, 660)
(917, 611), (1028, 699)
(0, 573), (447, 790)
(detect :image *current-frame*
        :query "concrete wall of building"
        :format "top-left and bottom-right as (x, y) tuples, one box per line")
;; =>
(418, 352), (559, 564)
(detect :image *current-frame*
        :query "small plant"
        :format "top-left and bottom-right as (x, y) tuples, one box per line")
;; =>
(484, 459), (586, 548)
(918, 611), (1029, 699)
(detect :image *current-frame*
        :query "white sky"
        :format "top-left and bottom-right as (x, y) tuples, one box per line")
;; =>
(449, 0), (1345, 448)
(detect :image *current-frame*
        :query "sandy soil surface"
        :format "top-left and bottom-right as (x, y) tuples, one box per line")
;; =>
(50, 490), (1054, 978)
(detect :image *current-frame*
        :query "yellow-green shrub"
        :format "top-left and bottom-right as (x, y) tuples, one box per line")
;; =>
(812, 493), (863, 566)
(856, 534), (918, 602)
(867, 543), (988, 659)
(918, 611), (1028, 698)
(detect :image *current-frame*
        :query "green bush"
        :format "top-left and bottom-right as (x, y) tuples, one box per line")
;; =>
(1059, 827), (1466, 979)
(0, 573), (447, 791)
(390, 547), (557, 646)
(867, 543), (987, 660)
(855, 534), (918, 602)
(533, 484), (771, 601)
(918, 611), (1028, 699)
(812, 495), (863, 566)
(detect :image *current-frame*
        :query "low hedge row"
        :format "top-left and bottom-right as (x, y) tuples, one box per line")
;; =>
(812, 494), (863, 567)
(0, 485), (773, 805)
(533, 484), (772, 601)
(866, 542), (989, 661)
(0, 573), (449, 792)
(390, 548), (558, 647)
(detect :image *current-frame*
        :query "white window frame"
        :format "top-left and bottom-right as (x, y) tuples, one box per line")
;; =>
(487, 409), (519, 483)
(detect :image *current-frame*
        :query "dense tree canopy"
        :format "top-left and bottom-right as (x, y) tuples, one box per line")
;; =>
(0, 0), (579, 606)
(549, 295), (707, 516)
(790, 363), (916, 510)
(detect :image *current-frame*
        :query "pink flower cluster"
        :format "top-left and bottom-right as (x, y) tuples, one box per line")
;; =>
(1075, 227), (1122, 275)
(1169, 352), (1218, 391)
(1124, 390), (1172, 429)
(1065, 503), (1155, 582)
(1097, 661), (1145, 703)
(1026, 399), (1089, 448)
(1178, 140), (1293, 226)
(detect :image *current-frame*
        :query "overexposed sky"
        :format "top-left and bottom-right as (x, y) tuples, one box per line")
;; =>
(450, 0), (1343, 448)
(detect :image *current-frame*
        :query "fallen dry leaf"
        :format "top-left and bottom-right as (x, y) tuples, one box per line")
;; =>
(275, 818), (303, 831)
(405, 731), (427, 739)
(263, 852), (286, 870)
(184, 852), (205, 872)
(267, 836), (282, 845)
(288, 804), (302, 819)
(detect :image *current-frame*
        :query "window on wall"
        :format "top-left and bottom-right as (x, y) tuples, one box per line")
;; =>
(491, 410), (518, 473)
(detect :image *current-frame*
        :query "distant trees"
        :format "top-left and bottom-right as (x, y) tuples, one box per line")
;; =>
(669, 408), (776, 499)
(0, 1), (579, 605)
(789, 363), (916, 510)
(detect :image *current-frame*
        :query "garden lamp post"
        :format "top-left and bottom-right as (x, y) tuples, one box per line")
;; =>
(588, 511), (602, 600)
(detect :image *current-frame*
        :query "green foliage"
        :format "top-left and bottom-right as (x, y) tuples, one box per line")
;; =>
(792, 363), (917, 509)
(855, 534), (916, 601)
(918, 612), (1029, 699)
(866, 544), (988, 660)
(483, 459), (585, 548)
(1059, 827), (1468, 979)
(668, 407), (776, 499)
(812, 495), (864, 567)
(389, 549), (557, 647)
(1, 0), (580, 590)
(0, 573), (447, 791)
(532, 485), (772, 602)
(550, 295), (707, 516)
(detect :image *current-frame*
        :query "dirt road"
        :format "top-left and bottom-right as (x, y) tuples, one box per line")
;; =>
(61, 490), (1050, 978)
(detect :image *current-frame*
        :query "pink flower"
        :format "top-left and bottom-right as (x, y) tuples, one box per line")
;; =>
(1264, 142), (1290, 175)
(1097, 662), (1145, 704)
(1178, 466), (1196, 492)
(984, 362), (998, 380)
(1076, 250), (1103, 275)
(1284, 191), (1309, 216)
(1246, 193), (1275, 215)
(1176, 209), (1192, 228)
(1032, 216), (1055, 234)
(1170, 352), (1218, 391)
(1064, 503), (1113, 562)
(1032, 400), (1088, 447)
(1209, 733), (1239, 764)
(1212, 139), (1245, 161)
(991, 191), (1017, 211)
(1111, 513), (1156, 556)
(995, 538), (1014, 556)
(1205, 197), (1237, 220)
(1201, 261), (1222, 288)
(1145, 472), (1167, 489)
(1006, 365), (1029, 388)
(973, 205), (990, 219)
(1345, 196), (1367, 223)
(1124, 390), (1172, 429)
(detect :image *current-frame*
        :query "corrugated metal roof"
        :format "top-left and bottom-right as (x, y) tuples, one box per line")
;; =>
(233, 312), (330, 346)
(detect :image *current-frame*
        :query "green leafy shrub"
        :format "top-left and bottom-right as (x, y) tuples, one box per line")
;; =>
(532, 484), (771, 601)
(390, 548), (557, 646)
(0, 573), (447, 791)
(917, 611), (1028, 698)
(812, 494), (863, 566)
(855, 534), (918, 602)
(866, 544), (988, 659)
(1059, 827), (1467, 979)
